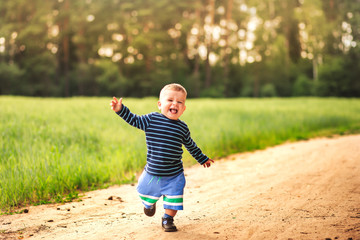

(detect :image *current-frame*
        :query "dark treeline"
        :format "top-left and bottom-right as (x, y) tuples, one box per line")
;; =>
(0, 0), (359, 98)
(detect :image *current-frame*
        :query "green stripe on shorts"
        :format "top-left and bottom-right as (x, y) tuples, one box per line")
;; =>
(140, 196), (158, 204)
(163, 196), (183, 203)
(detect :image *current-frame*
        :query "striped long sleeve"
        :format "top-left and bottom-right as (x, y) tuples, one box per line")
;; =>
(117, 105), (209, 176)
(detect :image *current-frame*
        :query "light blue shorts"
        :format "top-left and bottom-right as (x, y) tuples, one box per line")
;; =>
(136, 171), (186, 210)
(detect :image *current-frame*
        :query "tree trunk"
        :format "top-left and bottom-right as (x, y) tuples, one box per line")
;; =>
(313, 57), (318, 82)
(63, 0), (70, 97)
(205, 0), (215, 89)
(223, 0), (233, 97)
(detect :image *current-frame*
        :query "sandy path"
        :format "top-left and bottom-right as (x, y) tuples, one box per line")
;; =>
(1, 135), (359, 240)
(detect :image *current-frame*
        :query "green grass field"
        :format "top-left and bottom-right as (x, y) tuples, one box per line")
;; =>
(1, 96), (360, 212)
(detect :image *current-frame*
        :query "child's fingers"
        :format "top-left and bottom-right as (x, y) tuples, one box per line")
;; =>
(203, 159), (214, 168)
(112, 97), (123, 105)
(110, 97), (122, 111)
(110, 97), (117, 106)
(110, 101), (116, 109)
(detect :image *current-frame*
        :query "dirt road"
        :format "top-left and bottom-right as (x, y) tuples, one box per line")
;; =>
(1, 135), (359, 240)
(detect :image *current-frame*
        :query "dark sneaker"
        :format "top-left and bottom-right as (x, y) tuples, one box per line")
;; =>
(144, 204), (156, 217)
(162, 217), (177, 232)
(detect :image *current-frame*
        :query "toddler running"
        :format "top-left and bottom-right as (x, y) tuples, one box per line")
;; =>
(110, 83), (214, 232)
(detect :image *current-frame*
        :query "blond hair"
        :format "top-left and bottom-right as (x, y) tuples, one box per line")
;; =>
(159, 83), (187, 99)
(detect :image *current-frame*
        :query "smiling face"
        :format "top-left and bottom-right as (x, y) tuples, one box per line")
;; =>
(158, 89), (186, 120)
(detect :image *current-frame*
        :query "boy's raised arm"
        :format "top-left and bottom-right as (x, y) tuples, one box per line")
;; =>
(110, 96), (123, 112)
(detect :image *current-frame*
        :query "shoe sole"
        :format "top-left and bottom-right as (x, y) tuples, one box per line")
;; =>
(144, 204), (156, 217)
(163, 227), (177, 232)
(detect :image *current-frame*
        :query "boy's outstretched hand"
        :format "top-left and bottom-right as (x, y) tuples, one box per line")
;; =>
(203, 159), (214, 168)
(110, 97), (123, 112)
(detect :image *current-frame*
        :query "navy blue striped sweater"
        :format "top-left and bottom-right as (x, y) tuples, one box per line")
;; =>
(117, 105), (209, 176)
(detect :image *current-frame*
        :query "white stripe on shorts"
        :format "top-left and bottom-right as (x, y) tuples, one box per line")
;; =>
(138, 193), (160, 200)
(164, 195), (183, 199)
(163, 202), (183, 206)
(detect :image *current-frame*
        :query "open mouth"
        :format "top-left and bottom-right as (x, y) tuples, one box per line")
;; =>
(170, 108), (178, 114)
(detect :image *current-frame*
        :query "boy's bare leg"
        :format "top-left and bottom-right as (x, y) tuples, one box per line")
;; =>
(165, 209), (177, 217)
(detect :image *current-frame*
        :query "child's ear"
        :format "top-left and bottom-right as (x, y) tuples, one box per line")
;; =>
(157, 100), (161, 110)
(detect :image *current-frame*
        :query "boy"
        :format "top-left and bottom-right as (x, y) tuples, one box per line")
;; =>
(110, 83), (214, 232)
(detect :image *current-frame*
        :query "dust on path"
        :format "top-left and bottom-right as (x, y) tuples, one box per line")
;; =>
(1, 135), (359, 240)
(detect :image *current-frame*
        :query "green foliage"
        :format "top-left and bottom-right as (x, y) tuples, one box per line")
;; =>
(240, 85), (253, 97)
(1, 96), (360, 212)
(260, 83), (277, 97)
(200, 85), (225, 98)
(0, 63), (24, 94)
(0, 0), (359, 97)
(323, 49), (360, 97)
(72, 63), (97, 96)
(95, 59), (128, 96)
(293, 75), (314, 96)
(318, 58), (343, 96)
